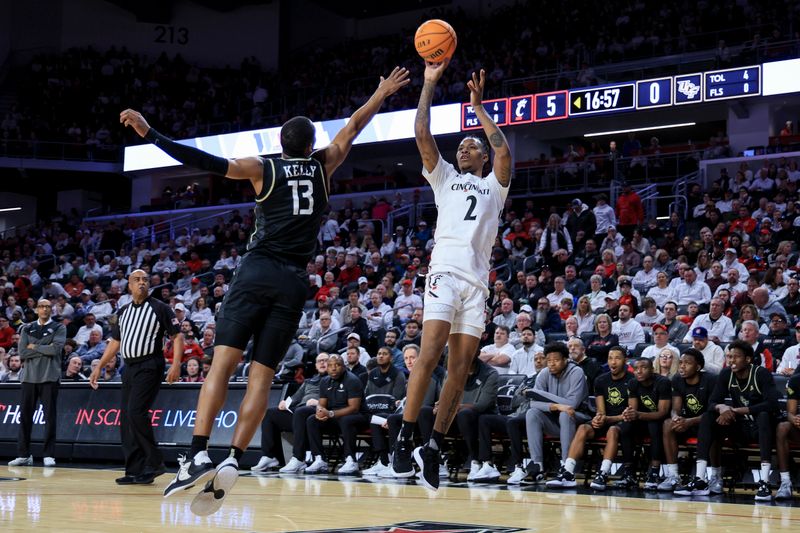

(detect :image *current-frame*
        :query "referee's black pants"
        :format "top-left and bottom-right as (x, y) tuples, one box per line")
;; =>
(121, 357), (164, 476)
(18, 381), (59, 458)
(260, 405), (317, 462)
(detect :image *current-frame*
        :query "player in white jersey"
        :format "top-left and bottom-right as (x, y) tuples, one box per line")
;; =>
(391, 59), (512, 490)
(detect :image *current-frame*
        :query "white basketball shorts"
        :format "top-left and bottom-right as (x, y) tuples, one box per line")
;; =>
(423, 272), (488, 338)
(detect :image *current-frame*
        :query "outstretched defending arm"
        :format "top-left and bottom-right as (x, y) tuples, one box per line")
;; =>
(415, 59), (449, 173)
(120, 109), (264, 189)
(467, 69), (512, 186)
(322, 67), (409, 177)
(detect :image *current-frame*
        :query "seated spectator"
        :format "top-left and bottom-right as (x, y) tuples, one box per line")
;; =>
(776, 321), (800, 375)
(547, 277), (574, 310)
(493, 298), (518, 330)
(691, 327), (725, 373)
(568, 338), (601, 391)
(586, 275), (608, 312)
(100, 357), (122, 382)
(181, 358), (204, 383)
(479, 326), (516, 375)
(574, 296), (595, 335)
(360, 346), (407, 476)
(641, 324), (679, 361)
(635, 297), (664, 334)
(76, 329), (107, 364)
(563, 265), (586, 299)
(73, 313), (102, 346)
(684, 297), (735, 343)
(584, 313), (620, 363)
(632, 255), (658, 293)
(200, 328), (215, 356)
(61, 355), (87, 382)
(307, 311), (339, 356)
(533, 297), (562, 334)
(508, 311), (533, 349)
(714, 267), (748, 300)
(660, 301), (688, 345)
(0, 353), (21, 382)
(343, 345), (368, 382)
(393, 279), (422, 324)
(0, 317), (14, 350)
(365, 290), (392, 334)
(190, 296), (215, 331)
(652, 348), (679, 378)
(612, 304), (645, 350)
(508, 327), (543, 377)
(397, 320), (422, 350)
(761, 313), (795, 365)
(260, 353), (328, 473)
(304, 354), (368, 475)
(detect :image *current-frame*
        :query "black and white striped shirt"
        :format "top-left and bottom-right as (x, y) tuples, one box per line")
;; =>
(111, 297), (180, 362)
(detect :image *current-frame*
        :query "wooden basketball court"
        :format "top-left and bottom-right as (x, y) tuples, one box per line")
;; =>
(1, 465), (798, 532)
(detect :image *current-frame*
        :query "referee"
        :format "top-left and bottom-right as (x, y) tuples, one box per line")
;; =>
(90, 269), (183, 485)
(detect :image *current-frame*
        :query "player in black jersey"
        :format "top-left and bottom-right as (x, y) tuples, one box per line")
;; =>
(676, 340), (779, 500)
(121, 66), (409, 516)
(774, 371), (800, 499)
(660, 349), (718, 492)
(546, 346), (635, 490)
(620, 358), (671, 490)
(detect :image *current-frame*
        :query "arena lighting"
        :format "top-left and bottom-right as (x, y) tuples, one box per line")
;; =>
(0, 207), (22, 213)
(583, 122), (696, 138)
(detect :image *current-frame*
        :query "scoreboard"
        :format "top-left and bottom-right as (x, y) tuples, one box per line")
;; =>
(460, 64), (764, 130)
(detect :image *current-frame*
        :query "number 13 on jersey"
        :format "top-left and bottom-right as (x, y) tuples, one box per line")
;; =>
(289, 179), (314, 215)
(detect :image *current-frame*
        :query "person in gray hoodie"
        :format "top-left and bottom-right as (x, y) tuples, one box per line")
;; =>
(521, 342), (590, 483)
(8, 299), (66, 467)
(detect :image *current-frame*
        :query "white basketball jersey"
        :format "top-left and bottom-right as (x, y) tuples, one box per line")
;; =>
(424, 156), (509, 288)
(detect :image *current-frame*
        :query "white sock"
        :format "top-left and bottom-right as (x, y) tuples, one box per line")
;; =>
(696, 460), (708, 480)
(600, 459), (612, 474)
(667, 464), (679, 477)
(780, 471), (791, 483)
(564, 458), (577, 473)
(709, 466), (721, 479)
(760, 462), (771, 482)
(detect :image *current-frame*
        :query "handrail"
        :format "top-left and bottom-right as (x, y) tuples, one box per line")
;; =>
(491, 263), (513, 285)
(315, 326), (349, 355)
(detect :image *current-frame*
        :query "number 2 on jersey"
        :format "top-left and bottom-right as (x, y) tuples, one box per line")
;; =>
(464, 194), (477, 221)
(289, 179), (314, 215)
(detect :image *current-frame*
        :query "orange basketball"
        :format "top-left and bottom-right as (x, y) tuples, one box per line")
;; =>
(414, 19), (457, 62)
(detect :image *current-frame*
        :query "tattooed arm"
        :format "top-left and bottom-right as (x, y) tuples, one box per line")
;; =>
(467, 69), (512, 186)
(415, 59), (450, 173)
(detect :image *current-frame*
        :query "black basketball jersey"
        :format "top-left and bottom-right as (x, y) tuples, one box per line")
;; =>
(248, 153), (328, 266)
(671, 372), (716, 418)
(594, 371), (635, 417)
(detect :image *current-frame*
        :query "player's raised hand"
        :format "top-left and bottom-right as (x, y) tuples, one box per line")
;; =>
(467, 69), (486, 109)
(423, 57), (450, 83)
(119, 109), (151, 138)
(377, 66), (411, 98)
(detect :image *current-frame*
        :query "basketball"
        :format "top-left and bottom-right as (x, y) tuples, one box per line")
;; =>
(414, 19), (457, 62)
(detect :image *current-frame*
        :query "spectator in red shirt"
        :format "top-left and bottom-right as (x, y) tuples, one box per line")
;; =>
(164, 330), (204, 364)
(64, 274), (85, 299)
(336, 253), (362, 287)
(371, 197), (392, 221)
(186, 251), (202, 273)
(729, 205), (757, 236)
(615, 183), (644, 239)
(0, 317), (15, 350)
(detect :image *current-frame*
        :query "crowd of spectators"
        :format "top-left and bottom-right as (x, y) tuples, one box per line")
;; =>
(2, 153), (800, 493)
(1, 0), (795, 160)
